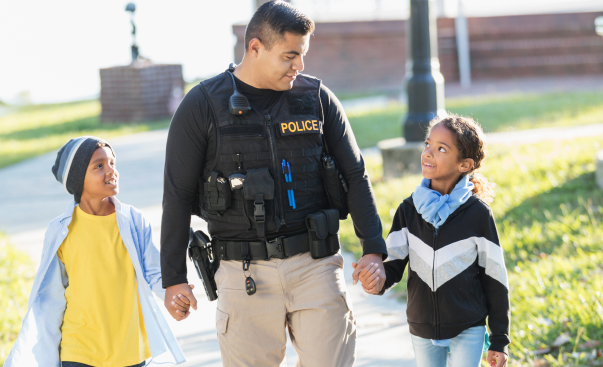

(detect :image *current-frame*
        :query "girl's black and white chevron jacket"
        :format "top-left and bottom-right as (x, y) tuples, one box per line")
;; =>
(380, 194), (511, 354)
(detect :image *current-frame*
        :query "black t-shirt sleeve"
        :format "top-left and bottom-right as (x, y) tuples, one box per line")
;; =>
(160, 85), (211, 288)
(319, 84), (387, 259)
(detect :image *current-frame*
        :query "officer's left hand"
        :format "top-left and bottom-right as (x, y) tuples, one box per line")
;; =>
(352, 253), (385, 294)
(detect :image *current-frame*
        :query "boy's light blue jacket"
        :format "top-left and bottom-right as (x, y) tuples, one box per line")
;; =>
(4, 197), (186, 367)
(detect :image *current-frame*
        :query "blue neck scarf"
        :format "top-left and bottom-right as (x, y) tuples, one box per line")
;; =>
(412, 175), (474, 230)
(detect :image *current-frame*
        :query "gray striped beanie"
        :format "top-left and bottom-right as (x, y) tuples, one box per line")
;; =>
(51, 136), (115, 203)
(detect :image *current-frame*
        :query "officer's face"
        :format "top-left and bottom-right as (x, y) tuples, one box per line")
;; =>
(257, 31), (310, 91)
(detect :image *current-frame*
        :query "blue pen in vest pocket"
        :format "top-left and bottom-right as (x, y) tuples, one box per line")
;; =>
(282, 159), (296, 209)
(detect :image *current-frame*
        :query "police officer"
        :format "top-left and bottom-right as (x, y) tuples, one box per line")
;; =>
(161, 2), (387, 366)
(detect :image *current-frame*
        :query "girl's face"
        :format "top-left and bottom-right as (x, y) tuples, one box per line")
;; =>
(421, 123), (473, 182)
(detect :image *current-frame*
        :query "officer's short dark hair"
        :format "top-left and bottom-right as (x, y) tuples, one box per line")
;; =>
(245, 1), (315, 52)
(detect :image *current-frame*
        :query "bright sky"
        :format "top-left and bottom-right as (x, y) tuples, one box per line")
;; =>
(0, 0), (600, 104)
(0, 0), (254, 104)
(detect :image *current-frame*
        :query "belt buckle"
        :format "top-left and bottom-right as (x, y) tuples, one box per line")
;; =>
(266, 236), (286, 259)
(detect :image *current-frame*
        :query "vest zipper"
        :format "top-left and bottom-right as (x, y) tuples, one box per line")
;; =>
(432, 227), (440, 339)
(265, 113), (286, 226)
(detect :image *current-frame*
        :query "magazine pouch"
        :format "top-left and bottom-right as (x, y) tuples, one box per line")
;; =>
(306, 209), (340, 259)
(243, 168), (279, 239)
(204, 171), (232, 213)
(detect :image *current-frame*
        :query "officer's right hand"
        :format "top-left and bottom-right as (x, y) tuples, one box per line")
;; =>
(165, 283), (198, 321)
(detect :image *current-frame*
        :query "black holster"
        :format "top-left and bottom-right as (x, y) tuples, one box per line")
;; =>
(188, 228), (219, 302)
(306, 209), (340, 259)
(321, 155), (349, 220)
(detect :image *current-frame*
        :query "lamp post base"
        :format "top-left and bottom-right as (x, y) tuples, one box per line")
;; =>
(378, 138), (424, 181)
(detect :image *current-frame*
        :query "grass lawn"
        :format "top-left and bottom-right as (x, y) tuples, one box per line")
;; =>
(347, 91), (603, 149)
(0, 236), (34, 365)
(0, 100), (170, 169)
(340, 135), (603, 366)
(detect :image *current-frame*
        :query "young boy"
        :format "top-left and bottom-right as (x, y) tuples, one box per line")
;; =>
(5, 136), (187, 367)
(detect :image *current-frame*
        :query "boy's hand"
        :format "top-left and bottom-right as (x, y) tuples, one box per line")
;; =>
(486, 351), (508, 367)
(171, 285), (194, 317)
(165, 283), (197, 321)
(352, 261), (382, 295)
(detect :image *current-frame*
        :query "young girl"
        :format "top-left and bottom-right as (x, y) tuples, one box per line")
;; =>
(359, 116), (510, 367)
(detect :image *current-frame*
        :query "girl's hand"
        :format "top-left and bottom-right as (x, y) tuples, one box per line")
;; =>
(351, 262), (381, 295)
(486, 350), (508, 367)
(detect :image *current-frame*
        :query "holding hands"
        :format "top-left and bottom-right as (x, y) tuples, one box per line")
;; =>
(165, 283), (198, 321)
(352, 253), (385, 295)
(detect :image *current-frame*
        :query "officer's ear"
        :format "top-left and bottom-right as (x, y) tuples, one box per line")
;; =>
(247, 38), (263, 58)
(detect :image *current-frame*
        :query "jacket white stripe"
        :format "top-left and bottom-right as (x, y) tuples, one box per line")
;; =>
(408, 231), (434, 267)
(476, 236), (509, 289)
(385, 229), (508, 291)
(385, 227), (409, 260)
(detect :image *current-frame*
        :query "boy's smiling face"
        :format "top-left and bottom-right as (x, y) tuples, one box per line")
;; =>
(81, 146), (119, 200)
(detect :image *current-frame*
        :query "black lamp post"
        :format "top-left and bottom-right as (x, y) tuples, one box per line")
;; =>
(403, 0), (445, 142)
(125, 3), (139, 62)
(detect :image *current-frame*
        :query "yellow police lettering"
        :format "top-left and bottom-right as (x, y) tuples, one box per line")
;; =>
(281, 123), (288, 134)
(305, 120), (312, 130)
(312, 120), (318, 130)
(296, 120), (305, 131)
(288, 122), (296, 132)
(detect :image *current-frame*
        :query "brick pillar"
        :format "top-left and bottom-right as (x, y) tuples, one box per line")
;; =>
(100, 61), (184, 123)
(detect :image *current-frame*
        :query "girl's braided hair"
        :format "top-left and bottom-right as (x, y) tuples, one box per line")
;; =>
(427, 115), (495, 204)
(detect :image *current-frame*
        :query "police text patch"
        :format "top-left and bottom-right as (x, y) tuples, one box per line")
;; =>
(278, 120), (322, 136)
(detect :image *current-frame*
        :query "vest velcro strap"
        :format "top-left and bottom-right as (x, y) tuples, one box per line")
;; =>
(294, 193), (324, 206)
(204, 213), (247, 224)
(280, 146), (322, 159)
(283, 178), (321, 190)
(285, 207), (323, 221)
(254, 194), (266, 239)
(296, 162), (321, 173)
(220, 151), (271, 163)
(214, 232), (310, 261)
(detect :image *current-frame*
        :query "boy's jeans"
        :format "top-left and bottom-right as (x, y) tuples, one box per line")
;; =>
(411, 326), (486, 367)
(61, 362), (146, 367)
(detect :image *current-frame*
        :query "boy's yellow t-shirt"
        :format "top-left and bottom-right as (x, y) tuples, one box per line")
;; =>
(57, 206), (151, 367)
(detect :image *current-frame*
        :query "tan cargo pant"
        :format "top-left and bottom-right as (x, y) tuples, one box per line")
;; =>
(214, 251), (356, 367)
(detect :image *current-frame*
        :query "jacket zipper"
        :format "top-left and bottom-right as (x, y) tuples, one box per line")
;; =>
(432, 226), (440, 339)
(265, 113), (286, 226)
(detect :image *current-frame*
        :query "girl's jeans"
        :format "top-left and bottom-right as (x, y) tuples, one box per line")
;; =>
(411, 326), (486, 367)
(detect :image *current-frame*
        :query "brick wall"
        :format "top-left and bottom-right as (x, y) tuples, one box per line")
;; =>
(232, 11), (603, 93)
(100, 62), (183, 122)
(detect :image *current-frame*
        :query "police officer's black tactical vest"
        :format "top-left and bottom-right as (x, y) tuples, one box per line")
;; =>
(197, 72), (327, 241)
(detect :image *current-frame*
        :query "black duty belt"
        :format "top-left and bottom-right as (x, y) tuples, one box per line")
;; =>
(214, 232), (309, 261)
